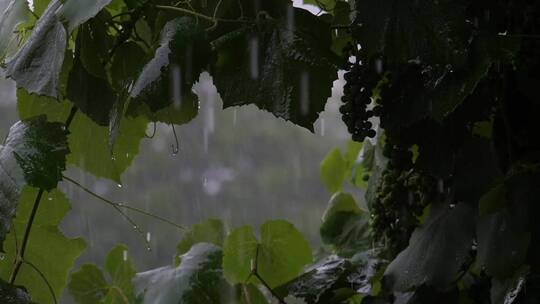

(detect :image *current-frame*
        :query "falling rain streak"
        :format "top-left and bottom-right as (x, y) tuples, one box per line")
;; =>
(300, 71), (310, 116)
(170, 64), (182, 109)
(249, 37), (259, 80)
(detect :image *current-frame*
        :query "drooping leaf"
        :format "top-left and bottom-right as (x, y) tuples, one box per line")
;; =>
(57, 0), (113, 33)
(177, 218), (226, 256)
(384, 203), (475, 291)
(0, 115), (68, 251)
(110, 41), (148, 90)
(0, 187), (86, 304)
(130, 17), (211, 112)
(78, 12), (114, 79)
(320, 193), (370, 257)
(214, 7), (340, 131)
(134, 243), (229, 304)
(5, 0), (66, 98)
(0, 0), (30, 59)
(223, 220), (313, 288)
(320, 149), (348, 193)
(0, 279), (34, 304)
(66, 53), (116, 126)
(17, 91), (147, 183)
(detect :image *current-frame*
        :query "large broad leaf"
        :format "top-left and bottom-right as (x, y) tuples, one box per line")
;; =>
(17, 91), (147, 183)
(134, 243), (229, 304)
(223, 220), (313, 288)
(320, 193), (371, 257)
(0, 0), (30, 59)
(384, 203), (475, 291)
(0, 188), (86, 304)
(130, 17), (211, 113)
(177, 219), (226, 256)
(5, 0), (66, 98)
(354, 0), (469, 67)
(214, 7), (340, 131)
(476, 206), (530, 278)
(57, 0), (113, 33)
(0, 115), (68, 251)
(68, 244), (137, 303)
(0, 279), (34, 304)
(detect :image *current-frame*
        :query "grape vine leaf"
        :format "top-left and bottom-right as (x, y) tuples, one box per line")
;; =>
(17, 91), (147, 183)
(223, 220), (313, 288)
(57, 0), (113, 33)
(320, 193), (371, 257)
(237, 284), (268, 304)
(0, 279), (34, 304)
(68, 244), (137, 303)
(213, 7), (340, 131)
(68, 264), (109, 304)
(477, 206), (530, 278)
(66, 53), (116, 126)
(490, 266), (529, 304)
(130, 17), (211, 113)
(384, 203), (475, 291)
(177, 218), (226, 256)
(78, 12), (114, 80)
(0, 115), (69, 251)
(110, 42), (148, 90)
(0, 188), (86, 304)
(320, 149), (348, 193)
(5, 0), (66, 98)
(0, 0), (30, 59)
(134, 243), (229, 304)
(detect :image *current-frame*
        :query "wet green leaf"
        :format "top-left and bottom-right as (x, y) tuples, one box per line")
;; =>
(320, 149), (347, 193)
(0, 0), (31, 59)
(130, 17), (211, 113)
(384, 203), (475, 291)
(135, 243), (229, 304)
(0, 188), (86, 304)
(57, 0), (112, 33)
(5, 0), (66, 98)
(214, 8), (340, 131)
(223, 220), (313, 288)
(0, 116), (68, 251)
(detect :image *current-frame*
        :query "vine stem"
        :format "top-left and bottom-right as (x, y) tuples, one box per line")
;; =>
(9, 106), (78, 285)
(154, 5), (252, 24)
(23, 260), (58, 304)
(62, 175), (186, 231)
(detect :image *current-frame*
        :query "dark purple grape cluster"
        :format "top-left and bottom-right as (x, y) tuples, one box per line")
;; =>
(340, 57), (381, 142)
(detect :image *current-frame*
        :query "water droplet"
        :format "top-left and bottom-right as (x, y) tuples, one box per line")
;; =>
(48, 197), (53, 201)
(320, 118), (326, 136)
(123, 250), (128, 261)
(146, 232), (151, 243)
(0, 254), (5, 261)
(449, 203), (456, 209)
(111, 156), (116, 161)
(250, 259), (256, 272)
(117, 184), (123, 188)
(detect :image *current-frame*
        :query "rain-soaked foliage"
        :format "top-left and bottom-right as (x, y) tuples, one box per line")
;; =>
(0, 0), (539, 303)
